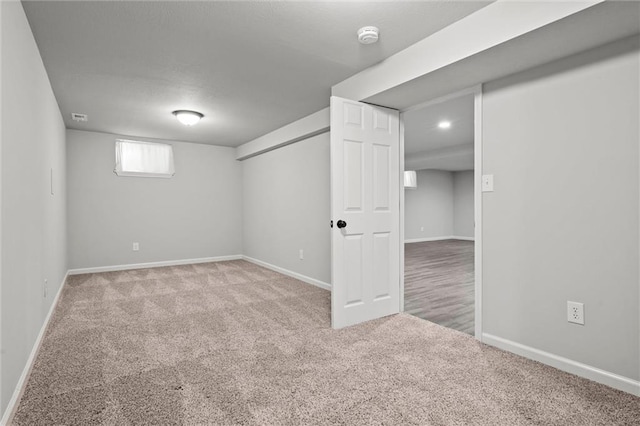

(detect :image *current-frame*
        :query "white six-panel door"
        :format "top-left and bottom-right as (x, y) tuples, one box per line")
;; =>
(330, 96), (400, 329)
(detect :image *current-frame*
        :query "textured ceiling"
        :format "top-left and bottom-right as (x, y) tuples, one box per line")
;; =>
(23, 1), (492, 147)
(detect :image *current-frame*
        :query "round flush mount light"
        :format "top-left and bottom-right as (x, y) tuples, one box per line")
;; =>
(357, 26), (379, 45)
(173, 110), (203, 126)
(438, 120), (452, 130)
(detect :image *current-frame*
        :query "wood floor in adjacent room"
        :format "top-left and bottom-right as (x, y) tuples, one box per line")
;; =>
(404, 239), (475, 335)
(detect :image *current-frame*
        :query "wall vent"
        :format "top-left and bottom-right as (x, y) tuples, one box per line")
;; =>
(71, 113), (88, 122)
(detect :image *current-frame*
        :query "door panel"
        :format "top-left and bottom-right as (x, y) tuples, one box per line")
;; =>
(331, 96), (400, 329)
(373, 232), (391, 299)
(344, 235), (364, 306)
(344, 102), (364, 128)
(343, 140), (363, 211)
(373, 144), (390, 211)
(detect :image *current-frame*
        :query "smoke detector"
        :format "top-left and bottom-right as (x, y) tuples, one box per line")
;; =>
(357, 26), (379, 45)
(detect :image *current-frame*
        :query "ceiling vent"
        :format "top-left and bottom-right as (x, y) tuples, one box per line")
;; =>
(71, 113), (88, 122)
(357, 26), (379, 45)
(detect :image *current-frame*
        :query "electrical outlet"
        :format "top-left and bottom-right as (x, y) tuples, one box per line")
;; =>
(299, 249), (304, 260)
(420, 226), (424, 232)
(567, 301), (584, 325)
(133, 242), (139, 251)
(44, 279), (48, 298)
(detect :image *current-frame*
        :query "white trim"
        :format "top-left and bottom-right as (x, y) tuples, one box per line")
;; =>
(399, 84), (483, 341)
(404, 236), (475, 244)
(242, 256), (331, 291)
(67, 255), (243, 275)
(473, 86), (483, 341)
(399, 118), (405, 313)
(0, 0), (3, 403)
(482, 333), (640, 397)
(0, 271), (69, 426)
(405, 236), (453, 243)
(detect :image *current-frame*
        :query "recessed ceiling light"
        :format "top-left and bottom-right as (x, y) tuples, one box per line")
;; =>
(173, 110), (203, 126)
(438, 120), (452, 129)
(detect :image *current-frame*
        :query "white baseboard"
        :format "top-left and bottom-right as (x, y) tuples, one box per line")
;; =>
(0, 271), (69, 426)
(482, 333), (640, 397)
(405, 236), (475, 243)
(242, 256), (331, 291)
(67, 255), (243, 275)
(405, 236), (453, 243)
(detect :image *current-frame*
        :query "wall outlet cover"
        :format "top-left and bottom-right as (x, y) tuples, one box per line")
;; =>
(567, 301), (584, 325)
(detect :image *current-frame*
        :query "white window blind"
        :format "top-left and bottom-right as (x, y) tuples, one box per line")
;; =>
(114, 139), (175, 178)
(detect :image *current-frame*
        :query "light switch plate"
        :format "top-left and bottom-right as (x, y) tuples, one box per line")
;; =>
(482, 174), (494, 192)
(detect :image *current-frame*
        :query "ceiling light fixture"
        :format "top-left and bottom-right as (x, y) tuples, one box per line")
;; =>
(173, 110), (203, 126)
(438, 120), (452, 129)
(357, 26), (379, 45)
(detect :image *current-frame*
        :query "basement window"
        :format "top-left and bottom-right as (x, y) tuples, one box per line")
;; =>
(114, 139), (175, 178)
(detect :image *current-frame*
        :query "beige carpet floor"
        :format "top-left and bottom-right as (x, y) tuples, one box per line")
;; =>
(11, 260), (639, 425)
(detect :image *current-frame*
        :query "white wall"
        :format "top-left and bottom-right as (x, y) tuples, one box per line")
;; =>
(404, 169), (473, 241)
(404, 170), (454, 241)
(0, 0), (67, 415)
(242, 133), (330, 285)
(453, 170), (474, 238)
(67, 130), (242, 270)
(483, 36), (639, 382)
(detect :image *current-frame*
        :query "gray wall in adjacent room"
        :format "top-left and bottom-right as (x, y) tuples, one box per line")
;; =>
(0, 1), (67, 415)
(404, 170), (454, 241)
(242, 133), (331, 285)
(482, 36), (639, 381)
(453, 171), (474, 238)
(404, 169), (474, 241)
(66, 130), (243, 270)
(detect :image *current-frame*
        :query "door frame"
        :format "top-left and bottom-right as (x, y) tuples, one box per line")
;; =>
(398, 84), (484, 340)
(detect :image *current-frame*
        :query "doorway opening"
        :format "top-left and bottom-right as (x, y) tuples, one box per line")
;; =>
(401, 92), (478, 336)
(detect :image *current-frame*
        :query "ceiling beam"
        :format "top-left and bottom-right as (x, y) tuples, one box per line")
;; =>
(332, 0), (604, 103)
(235, 108), (329, 161)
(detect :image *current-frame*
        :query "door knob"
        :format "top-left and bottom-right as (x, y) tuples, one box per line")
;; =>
(336, 220), (347, 229)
